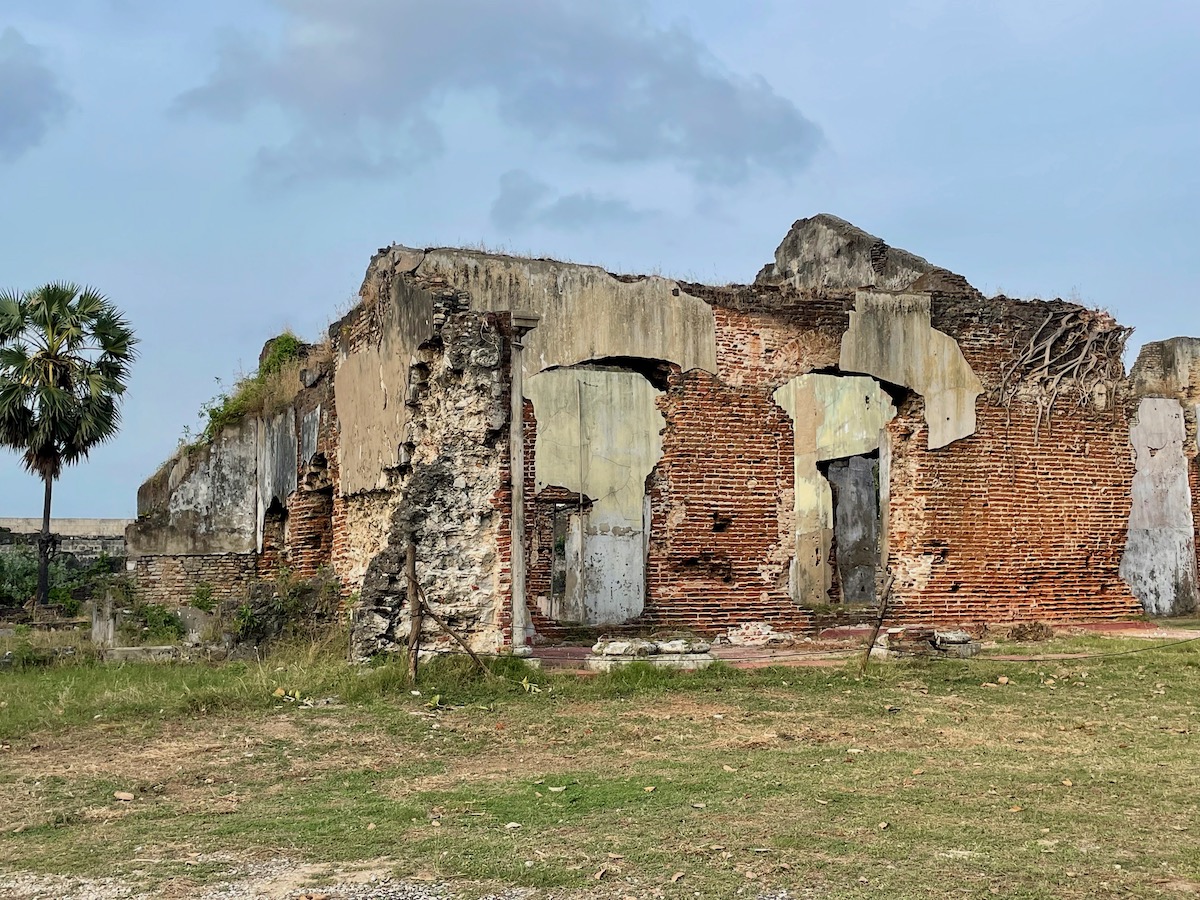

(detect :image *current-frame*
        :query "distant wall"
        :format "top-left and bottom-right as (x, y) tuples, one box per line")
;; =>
(0, 518), (131, 565)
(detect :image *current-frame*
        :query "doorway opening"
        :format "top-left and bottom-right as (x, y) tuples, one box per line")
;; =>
(817, 450), (881, 605)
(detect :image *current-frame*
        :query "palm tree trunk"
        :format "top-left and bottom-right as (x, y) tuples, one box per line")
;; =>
(36, 476), (53, 607)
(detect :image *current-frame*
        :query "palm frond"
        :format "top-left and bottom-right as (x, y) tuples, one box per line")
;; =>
(0, 281), (137, 483)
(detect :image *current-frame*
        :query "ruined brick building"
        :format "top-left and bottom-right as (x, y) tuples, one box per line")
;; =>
(125, 215), (1200, 655)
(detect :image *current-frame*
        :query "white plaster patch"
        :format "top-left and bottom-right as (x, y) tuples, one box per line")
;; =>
(774, 374), (896, 605)
(256, 409), (298, 552)
(526, 368), (665, 624)
(840, 291), (982, 449)
(417, 250), (718, 377)
(1120, 397), (1199, 616)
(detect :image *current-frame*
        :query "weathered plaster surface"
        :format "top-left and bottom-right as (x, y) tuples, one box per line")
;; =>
(127, 420), (259, 556)
(773, 374), (895, 604)
(335, 280), (435, 495)
(1120, 398), (1199, 616)
(301, 405), (320, 465)
(840, 291), (982, 449)
(415, 250), (718, 377)
(1130, 337), (1200, 403)
(257, 409), (298, 552)
(527, 368), (665, 624)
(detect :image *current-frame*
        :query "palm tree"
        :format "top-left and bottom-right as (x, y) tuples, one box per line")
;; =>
(0, 283), (137, 608)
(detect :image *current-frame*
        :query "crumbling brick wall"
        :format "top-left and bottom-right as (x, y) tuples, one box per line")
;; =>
(513, 284), (1144, 635)
(128, 351), (338, 611)
(880, 297), (1141, 623)
(885, 399), (1140, 622)
(642, 367), (808, 632)
(352, 309), (509, 657)
(131, 218), (1162, 640)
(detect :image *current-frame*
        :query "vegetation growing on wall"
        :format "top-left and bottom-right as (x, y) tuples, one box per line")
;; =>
(226, 566), (341, 644)
(199, 331), (305, 442)
(992, 305), (1133, 434)
(171, 330), (333, 457)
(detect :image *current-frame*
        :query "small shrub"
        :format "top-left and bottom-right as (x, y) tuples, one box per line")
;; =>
(258, 332), (303, 376)
(190, 582), (216, 613)
(119, 602), (185, 645)
(234, 603), (260, 639)
(7, 637), (48, 669)
(224, 568), (341, 647)
(54, 593), (82, 618)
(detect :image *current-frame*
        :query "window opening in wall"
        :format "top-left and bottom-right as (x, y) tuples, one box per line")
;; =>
(263, 499), (288, 550)
(550, 502), (572, 602)
(817, 450), (881, 604)
(533, 493), (592, 624)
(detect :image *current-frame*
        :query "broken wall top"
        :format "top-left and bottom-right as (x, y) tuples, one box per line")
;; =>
(754, 213), (979, 296)
(1130, 337), (1200, 402)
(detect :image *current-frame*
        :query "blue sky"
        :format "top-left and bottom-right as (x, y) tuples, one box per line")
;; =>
(2, 0), (1199, 517)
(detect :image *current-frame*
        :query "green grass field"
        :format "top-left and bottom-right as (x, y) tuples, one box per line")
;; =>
(1, 631), (1199, 898)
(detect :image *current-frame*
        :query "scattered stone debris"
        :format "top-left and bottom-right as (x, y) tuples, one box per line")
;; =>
(587, 637), (715, 671)
(102, 645), (180, 663)
(871, 626), (981, 659)
(719, 621), (798, 648)
(1006, 621), (1056, 642)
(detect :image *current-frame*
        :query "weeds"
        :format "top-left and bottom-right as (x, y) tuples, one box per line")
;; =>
(174, 330), (334, 451)
(189, 581), (216, 613)
(117, 602), (185, 646)
(225, 566), (340, 644)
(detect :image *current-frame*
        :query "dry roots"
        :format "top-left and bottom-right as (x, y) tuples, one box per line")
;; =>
(993, 307), (1132, 438)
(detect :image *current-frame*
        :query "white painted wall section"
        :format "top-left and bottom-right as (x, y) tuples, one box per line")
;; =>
(526, 368), (665, 624)
(1120, 398), (1199, 616)
(774, 374), (896, 604)
(840, 291), (981, 449)
(417, 250), (718, 377)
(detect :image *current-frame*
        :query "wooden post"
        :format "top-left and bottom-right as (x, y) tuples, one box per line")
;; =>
(405, 540), (422, 683)
(417, 584), (495, 679)
(858, 573), (895, 677)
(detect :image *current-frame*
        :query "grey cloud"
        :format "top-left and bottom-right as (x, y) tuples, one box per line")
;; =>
(0, 28), (72, 163)
(177, 0), (822, 185)
(491, 170), (653, 231)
